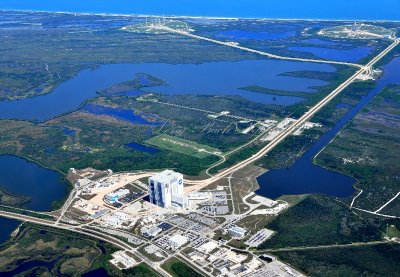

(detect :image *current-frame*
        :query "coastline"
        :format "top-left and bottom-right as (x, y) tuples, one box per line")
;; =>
(1, 8), (400, 23)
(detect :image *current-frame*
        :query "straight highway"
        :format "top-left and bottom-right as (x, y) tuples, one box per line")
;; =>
(0, 210), (172, 277)
(0, 23), (398, 276)
(185, 38), (399, 188)
(155, 25), (365, 68)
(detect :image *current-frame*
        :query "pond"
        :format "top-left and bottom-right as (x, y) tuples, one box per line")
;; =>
(83, 104), (164, 126)
(125, 142), (160, 154)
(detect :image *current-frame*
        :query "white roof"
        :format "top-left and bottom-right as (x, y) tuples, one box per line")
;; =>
(228, 226), (247, 234)
(169, 234), (188, 244)
(199, 241), (218, 253)
(151, 170), (183, 183)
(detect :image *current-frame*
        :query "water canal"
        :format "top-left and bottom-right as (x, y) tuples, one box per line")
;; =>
(256, 57), (400, 199)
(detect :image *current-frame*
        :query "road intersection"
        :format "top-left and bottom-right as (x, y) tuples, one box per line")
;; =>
(0, 23), (398, 276)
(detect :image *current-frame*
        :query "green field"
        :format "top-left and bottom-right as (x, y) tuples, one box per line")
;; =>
(122, 263), (161, 277)
(146, 134), (221, 159)
(161, 257), (203, 277)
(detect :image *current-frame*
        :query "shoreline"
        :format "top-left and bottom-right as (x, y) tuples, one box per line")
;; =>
(1, 9), (400, 23)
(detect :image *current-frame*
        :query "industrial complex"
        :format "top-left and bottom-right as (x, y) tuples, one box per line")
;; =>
(42, 166), (304, 276)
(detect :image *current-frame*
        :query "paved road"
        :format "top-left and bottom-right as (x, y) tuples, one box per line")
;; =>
(185, 38), (399, 189)
(156, 25), (365, 68)
(0, 29), (398, 276)
(0, 210), (172, 277)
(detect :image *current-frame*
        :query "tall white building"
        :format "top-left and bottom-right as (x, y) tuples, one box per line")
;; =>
(148, 170), (187, 209)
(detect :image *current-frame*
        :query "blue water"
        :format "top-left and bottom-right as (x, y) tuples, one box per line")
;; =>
(0, 218), (20, 245)
(0, 155), (67, 244)
(1, 0), (399, 20)
(82, 268), (111, 277)
(256, 57), (400, 199)
(83, 104), (164, 126)
(289, 46), (373, 62)
(301, 38), (339, 46)
(256, 58), (400, 199)
(63, 127), (76, 137)
(0, 60), (335, 121)
(216, 30), (296, 40)
(0, 155), (66, 211)
(142, 61), (332, 100)
(119, 90), (143, 97)
(126, 142), (160, 154)
(1, 258), (60, 276)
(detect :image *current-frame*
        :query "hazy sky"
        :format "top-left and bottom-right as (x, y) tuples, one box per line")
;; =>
(0, 0), (399, 20)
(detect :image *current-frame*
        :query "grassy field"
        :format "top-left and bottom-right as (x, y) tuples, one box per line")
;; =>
(146, 134), (220, 159)
(161, 257), (203, 277)
(229, 165), (265, 214)
(122, 263), (161, 277)
(274, 243), (400, 277)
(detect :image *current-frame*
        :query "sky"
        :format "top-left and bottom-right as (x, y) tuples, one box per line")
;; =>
(0, 0), (399, 20)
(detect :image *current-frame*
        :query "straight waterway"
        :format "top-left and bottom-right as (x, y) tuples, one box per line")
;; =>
(256, 57), (400, 199)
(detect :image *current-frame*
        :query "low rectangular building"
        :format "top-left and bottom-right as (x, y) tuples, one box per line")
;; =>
(168, 234), (188, 248)
(104, 188), (130, 204)
(227, 226), (247, 238)
(141, 226), (162, 238)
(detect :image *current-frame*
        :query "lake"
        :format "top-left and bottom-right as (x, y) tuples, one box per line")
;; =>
(0, 60), (335, 122)
(289, 46), (373, 62)
(0, 155), (67, 243)
(256, 57), (400, 199)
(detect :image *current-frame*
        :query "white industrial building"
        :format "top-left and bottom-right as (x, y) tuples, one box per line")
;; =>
(168, 234), (188, 248)
(199, 241), (218, 253)
(227, 226), (247, 238)
(141, 225), (163, 238)
(148, 170), (187, 209)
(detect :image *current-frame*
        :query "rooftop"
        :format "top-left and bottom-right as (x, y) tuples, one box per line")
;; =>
(150, 170), (183, 183)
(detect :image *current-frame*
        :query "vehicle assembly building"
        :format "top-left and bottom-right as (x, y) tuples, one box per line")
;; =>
(148, 170), (187, 209)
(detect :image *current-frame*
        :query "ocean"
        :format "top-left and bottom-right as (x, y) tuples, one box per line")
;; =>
(0, 0), (399, 21)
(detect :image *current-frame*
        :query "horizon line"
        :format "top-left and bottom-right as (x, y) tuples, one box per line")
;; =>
(1, 8), (400, 23)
